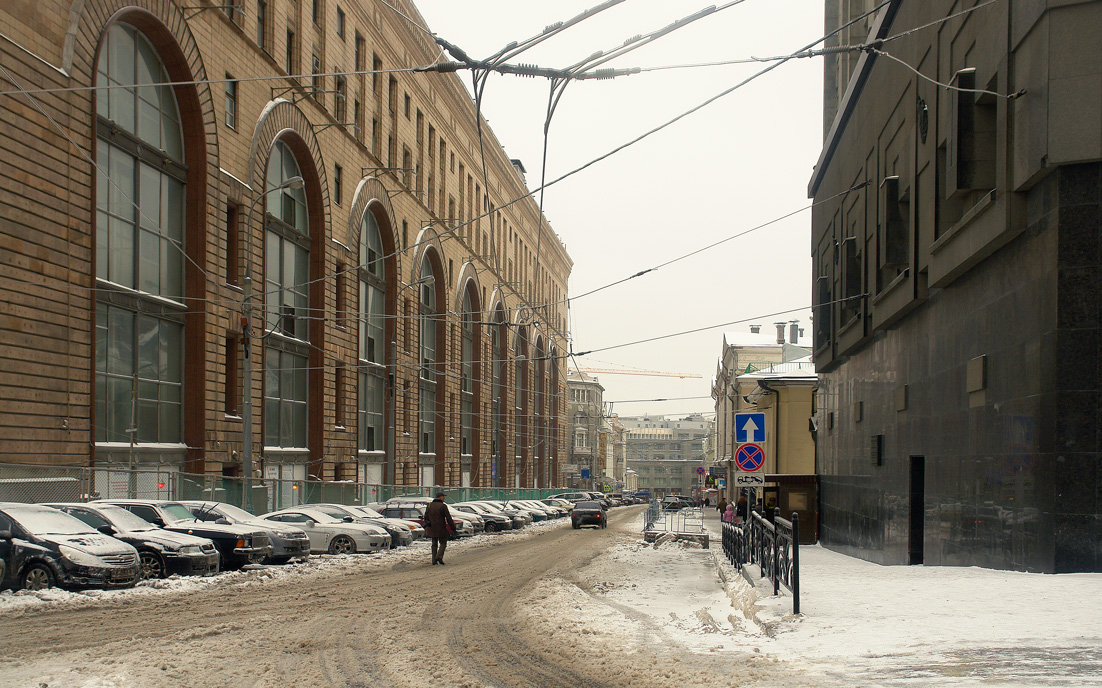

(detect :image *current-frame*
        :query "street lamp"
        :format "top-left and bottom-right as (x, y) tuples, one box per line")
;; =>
(241, 175), (304, 512)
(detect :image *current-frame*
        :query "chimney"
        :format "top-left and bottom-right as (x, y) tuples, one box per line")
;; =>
(749, 324), (761, 334)
(789, 320), (799, 345)
(775, 322), (787, 344)
(510, 158), (527, 181)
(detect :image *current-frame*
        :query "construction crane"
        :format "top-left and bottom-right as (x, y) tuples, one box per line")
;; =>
(573, 367), (702, 379)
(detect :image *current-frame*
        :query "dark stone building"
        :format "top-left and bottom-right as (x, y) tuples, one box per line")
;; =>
(810, 0), (1101, 572)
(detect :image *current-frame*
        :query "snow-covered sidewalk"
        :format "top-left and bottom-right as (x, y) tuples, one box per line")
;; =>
(699, 507), (1102, 686)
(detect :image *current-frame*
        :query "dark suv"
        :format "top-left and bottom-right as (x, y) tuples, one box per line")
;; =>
(97, 500), (271, 570)
(571, 501), (607, 529)
(182, 501), (311, 564)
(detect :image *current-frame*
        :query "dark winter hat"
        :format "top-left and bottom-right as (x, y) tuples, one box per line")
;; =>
(435, 492), (446, 498)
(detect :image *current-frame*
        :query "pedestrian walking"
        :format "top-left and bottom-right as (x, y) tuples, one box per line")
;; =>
(736, 495), (749, 522)
(424, 491), (456, 565)
(716, 497), (728, 516)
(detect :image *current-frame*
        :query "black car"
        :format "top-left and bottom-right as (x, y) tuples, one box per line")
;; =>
(181, 501), (311, 564)
(0, 502), (141, 590)
(45, 502), (219, 579)
(96, 500), (271, 570)
(571, 501), (607, 529)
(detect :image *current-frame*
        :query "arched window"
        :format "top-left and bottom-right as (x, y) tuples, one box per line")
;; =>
(419, 255), (438, 457)
(514, 326), (529, 486)
(263, 139), (309, 449)
(460, 288), (476, 457)
(535, 338), (546, 487)
(491, 306), (507, 486)
(358, 210), (386, 453)
(550, 346), (559, 486)
(94, 23), (186, 446)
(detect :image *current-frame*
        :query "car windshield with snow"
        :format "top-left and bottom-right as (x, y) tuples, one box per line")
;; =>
(0, 503), (140, 591)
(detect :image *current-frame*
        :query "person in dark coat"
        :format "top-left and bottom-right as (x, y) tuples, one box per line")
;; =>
(716, 497), (728, 516)
(736, 495), (749, 522)
(424, 492), (456, 565)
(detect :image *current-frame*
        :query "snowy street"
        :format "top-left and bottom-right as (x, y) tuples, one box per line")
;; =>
(1, 504), (1100, 687)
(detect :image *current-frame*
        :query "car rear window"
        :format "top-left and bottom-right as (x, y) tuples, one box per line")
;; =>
(575, 501), (600, 509)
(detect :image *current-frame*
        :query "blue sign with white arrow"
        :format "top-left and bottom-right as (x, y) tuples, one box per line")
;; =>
(735, 412), (766, 443)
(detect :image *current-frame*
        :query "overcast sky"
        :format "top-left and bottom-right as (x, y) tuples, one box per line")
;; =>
(413, 1), (826, 417)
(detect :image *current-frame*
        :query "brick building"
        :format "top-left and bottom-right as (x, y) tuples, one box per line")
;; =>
(0, 0), (571, 489)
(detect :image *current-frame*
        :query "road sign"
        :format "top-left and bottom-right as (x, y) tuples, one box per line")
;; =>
(734, 443), (765, 472)
(735, 412), (766, 443)
(695, 466), (706, 475)
(734, 473), (765, 486)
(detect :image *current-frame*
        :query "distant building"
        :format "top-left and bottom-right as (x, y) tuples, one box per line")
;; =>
(566, 371), (605, 489)
(712, 325), (811, 466)
(620, 414), (712, 499)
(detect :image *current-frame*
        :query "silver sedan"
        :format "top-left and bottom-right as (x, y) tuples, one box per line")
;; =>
(258, 508), (390, 554)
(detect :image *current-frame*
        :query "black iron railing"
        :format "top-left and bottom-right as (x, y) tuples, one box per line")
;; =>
(721, 510), (800, 614)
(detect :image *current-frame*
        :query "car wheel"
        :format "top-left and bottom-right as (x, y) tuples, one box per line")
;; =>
(328, 535), (356, 555)
(139, 551), (166, 579)
(20, 563), (55, 591)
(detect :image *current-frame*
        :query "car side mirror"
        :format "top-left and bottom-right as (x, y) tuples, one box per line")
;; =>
(153, 518), (166, 527)
(343, 516), (354, 523)
(96, 524), (118, 536)
(215, 518), (230, 525)
(0, 529), (11, 539)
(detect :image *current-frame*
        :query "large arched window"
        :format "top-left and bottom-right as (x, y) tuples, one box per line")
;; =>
(263, 140), (309, 449)
(418, 255), (438, 458)
(460, 288), (477, 457)
(358, 209), (386, 454)
(535, 337), (546, 487)
(514, 326), (529, 487)
(95, 23), (186, 447)
(490, 306), (507, 486)
(549, 346), (559, 486)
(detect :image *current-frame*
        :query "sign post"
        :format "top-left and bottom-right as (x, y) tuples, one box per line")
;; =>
(735, 437), (766, 513)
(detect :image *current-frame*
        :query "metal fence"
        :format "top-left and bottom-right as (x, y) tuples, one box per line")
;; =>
(0, 463), (568, 514)
(721, 510), (801, 615)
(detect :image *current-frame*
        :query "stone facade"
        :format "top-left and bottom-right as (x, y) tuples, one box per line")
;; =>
(0, 0), (571, 489)
(565, 370), (603, 489)
(620, 414), (712, 499)
(810, 0), (1102, 571)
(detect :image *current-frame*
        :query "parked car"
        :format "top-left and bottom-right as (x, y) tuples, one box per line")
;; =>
(516, 499), (567, 518)
(382, 499), (480, 536)
(258, 508), (390, 554)
(660, 495), (695, 511)
(487, 500), (546, 524)
(44, 502), (219, 579)
(453, 503), (512, 532)
(549, 491), (592, 504)
(571, 500), (608, 529)
(305, 503), (415, 547)
(96, 499), (271, 570)
(344, 504), (426, 540)
(0, 502), (140, 590)
(541, 498), (574, 512)
(181, 501), (311, 564)
(468, 501), (530, 529)
(508, 499), (561, 520)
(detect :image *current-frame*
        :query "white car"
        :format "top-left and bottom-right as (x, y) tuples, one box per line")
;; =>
(258, 508), (390, 554)
(474, 500), (534, 526)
